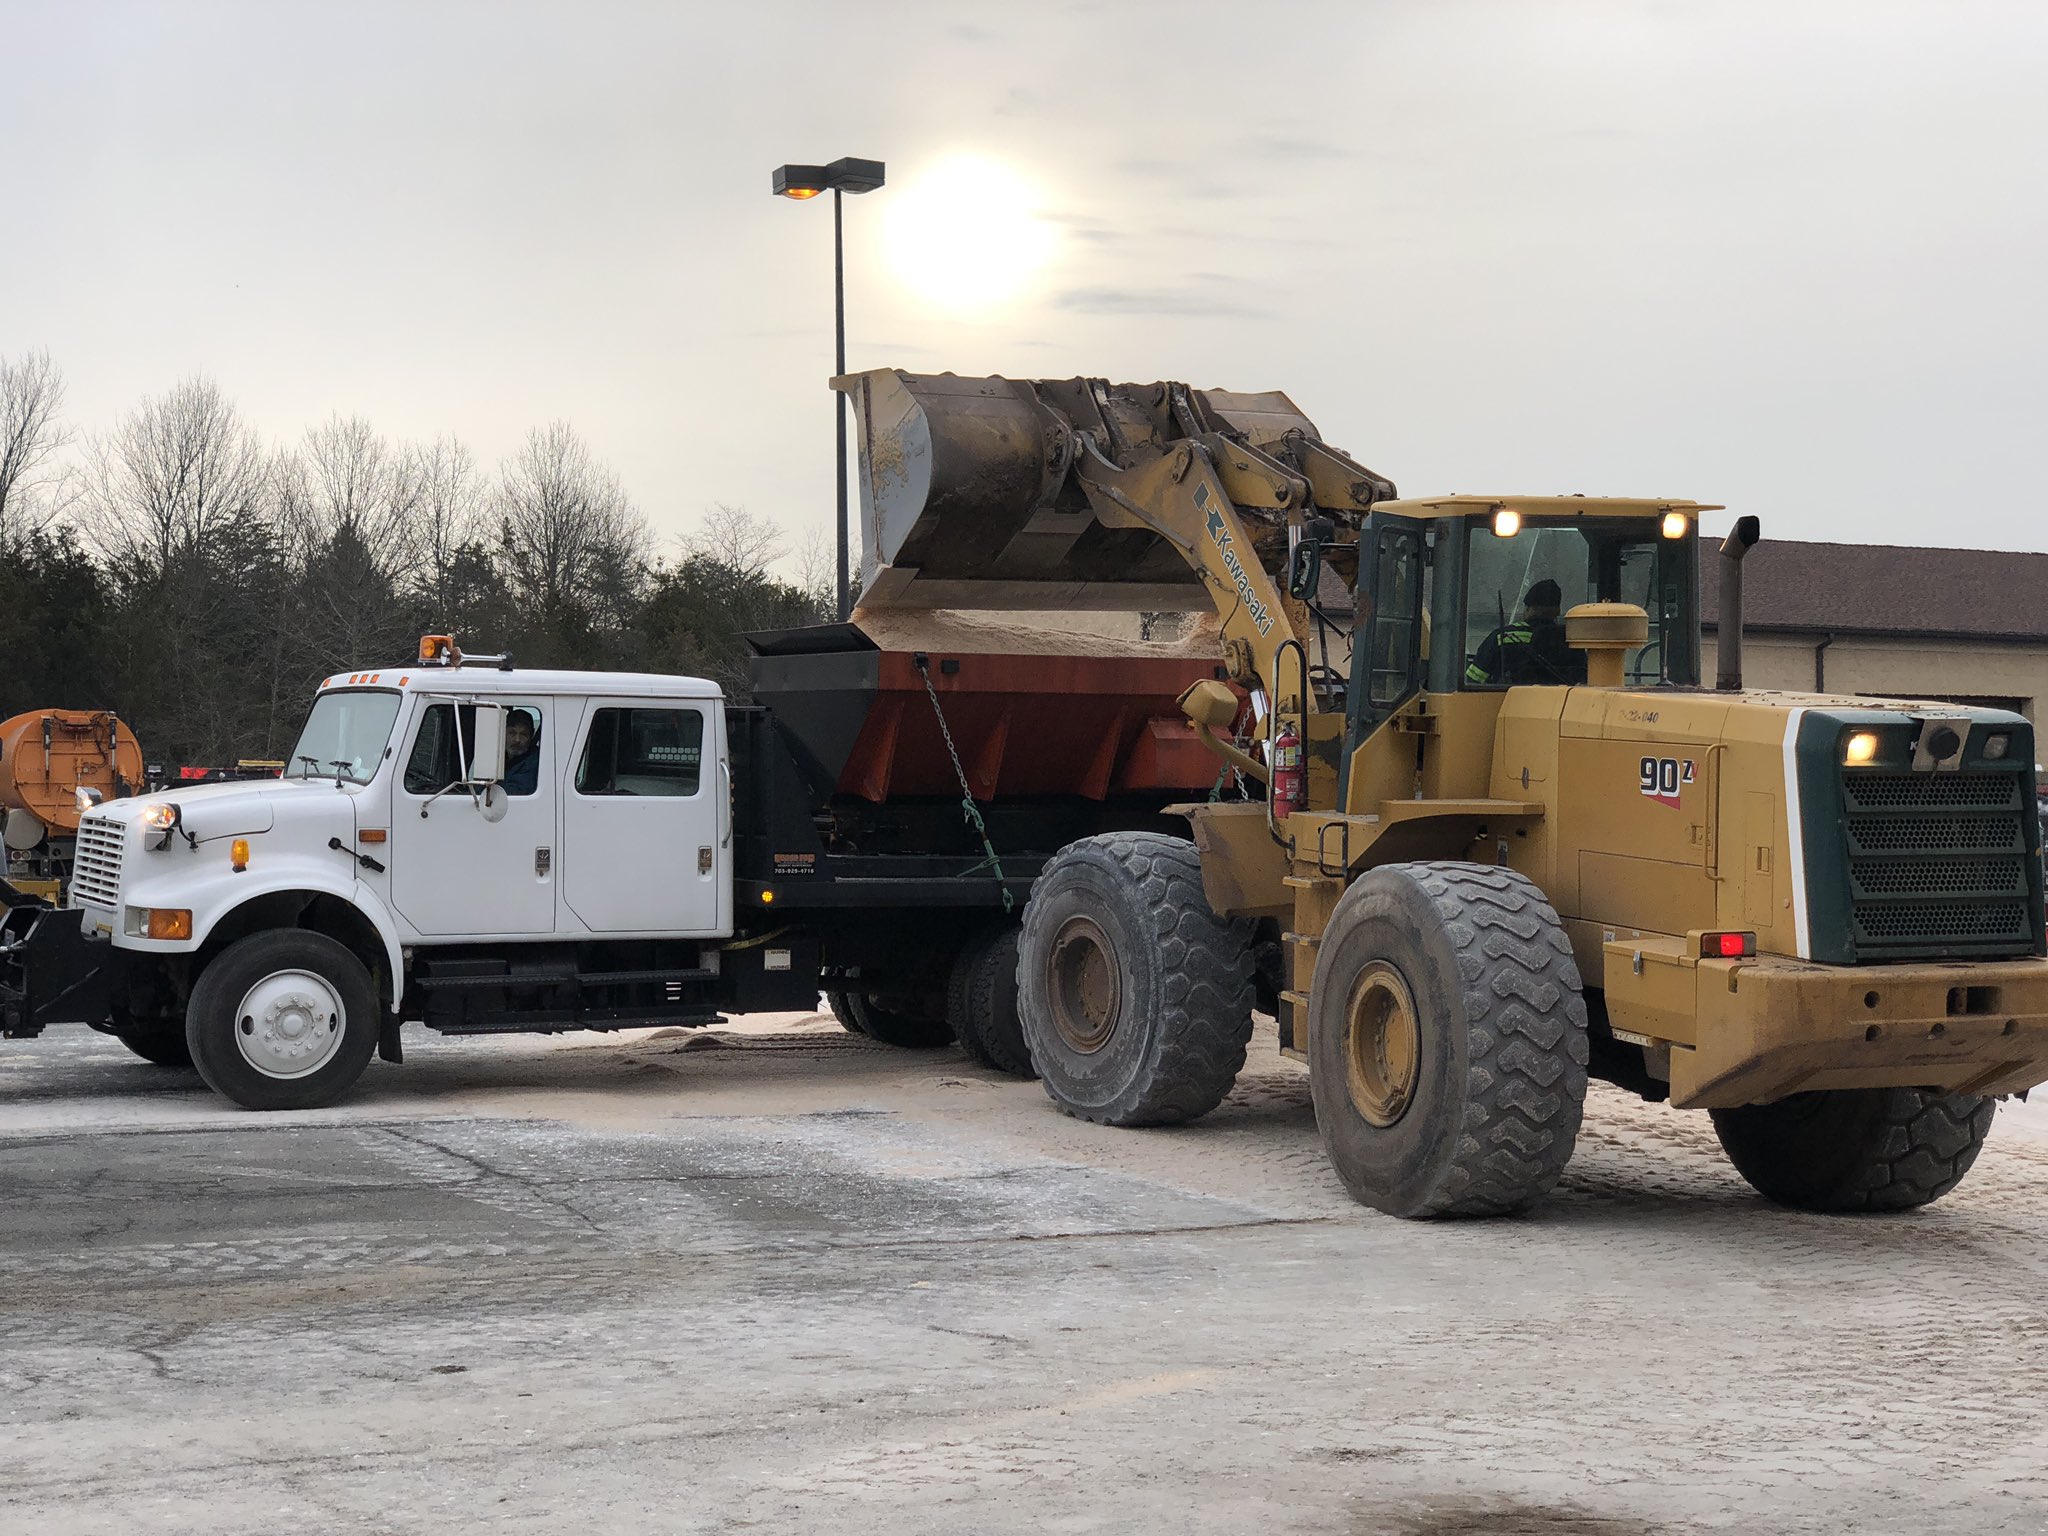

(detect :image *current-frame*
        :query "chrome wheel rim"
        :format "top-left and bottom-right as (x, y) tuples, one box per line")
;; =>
(233, 968), (346, 1079)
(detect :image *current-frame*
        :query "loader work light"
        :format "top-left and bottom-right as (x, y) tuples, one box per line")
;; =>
(1844, 731), (1881, 765)
(1660, 510), (1690, 539)
(1491, 507), (1521, 538)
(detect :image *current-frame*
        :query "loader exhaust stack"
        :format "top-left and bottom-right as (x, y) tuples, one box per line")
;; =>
(1715, 516), (1761, 692)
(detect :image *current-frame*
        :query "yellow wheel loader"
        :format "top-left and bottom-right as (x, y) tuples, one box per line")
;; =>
(838, 370), (2048, 1217)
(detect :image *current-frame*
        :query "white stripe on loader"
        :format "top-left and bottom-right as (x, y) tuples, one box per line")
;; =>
(1782, 706), (1811, 959)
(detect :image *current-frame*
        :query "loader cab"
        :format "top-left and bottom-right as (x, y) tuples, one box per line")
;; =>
(1347, 497), (1709, 752)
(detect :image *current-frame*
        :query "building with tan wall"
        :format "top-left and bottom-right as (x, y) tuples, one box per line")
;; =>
(1702, 539), (2048, 723)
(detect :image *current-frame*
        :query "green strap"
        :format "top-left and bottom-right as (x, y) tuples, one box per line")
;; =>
(914, 656), (1015, 914)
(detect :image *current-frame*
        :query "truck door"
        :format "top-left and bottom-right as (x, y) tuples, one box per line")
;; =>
(559, 699), (728, 938)
(391, 697), (557, 936)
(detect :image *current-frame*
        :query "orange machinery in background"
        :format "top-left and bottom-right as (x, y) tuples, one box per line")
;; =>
(0, 709), (146, 902)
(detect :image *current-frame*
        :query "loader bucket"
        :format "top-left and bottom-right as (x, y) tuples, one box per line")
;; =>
(835, 369), (1207, 611)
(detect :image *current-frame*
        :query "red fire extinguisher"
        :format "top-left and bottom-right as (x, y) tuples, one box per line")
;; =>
(1271, 720), (1306, 819)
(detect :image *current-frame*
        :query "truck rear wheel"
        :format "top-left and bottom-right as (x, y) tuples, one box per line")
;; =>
(185, 930), (380, 1110)
(854, 992), (954, 1049)
(1710, 1088), (1996, 1212)
(826, 990), (869, 1037)
(1308, 862), (1588, 1218)
(947, 922), (1033, 1078)
(1018, 832), (1256, 1126)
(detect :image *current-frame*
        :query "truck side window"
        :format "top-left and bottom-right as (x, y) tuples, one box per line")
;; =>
(575, 708), (703, 797)
(404, 705), (459, 794)
(403, 704), (543, 794)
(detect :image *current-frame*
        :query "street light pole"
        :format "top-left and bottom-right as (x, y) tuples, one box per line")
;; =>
(771, 157), (886, 624)
(833, 186), (848, 622)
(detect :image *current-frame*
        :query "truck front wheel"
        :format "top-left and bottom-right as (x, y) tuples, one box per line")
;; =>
(1710, 1088), (1995, 1212)
(185, 930), (380, 1110)
(1018, 832), (1256, 1126)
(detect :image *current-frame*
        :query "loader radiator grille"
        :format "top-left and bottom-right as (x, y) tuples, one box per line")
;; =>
(68, 816), (125, 911)
(1840, 771), (2034, 958)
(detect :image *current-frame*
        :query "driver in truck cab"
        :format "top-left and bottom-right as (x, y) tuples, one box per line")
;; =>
(503, 710), (540, 795)
(1464, 578), (1579, 685)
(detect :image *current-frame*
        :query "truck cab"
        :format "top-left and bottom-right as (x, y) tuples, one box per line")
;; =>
(56, 642), (791, 1108)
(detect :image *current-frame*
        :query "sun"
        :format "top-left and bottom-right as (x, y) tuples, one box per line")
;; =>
(882, 155), (1057, 311)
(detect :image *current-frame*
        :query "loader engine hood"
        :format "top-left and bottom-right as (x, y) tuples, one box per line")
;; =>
(1781, 702), (2044, 965)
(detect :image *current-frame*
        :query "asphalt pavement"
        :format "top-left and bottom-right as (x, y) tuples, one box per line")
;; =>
(3, 1015), (2046, 1535)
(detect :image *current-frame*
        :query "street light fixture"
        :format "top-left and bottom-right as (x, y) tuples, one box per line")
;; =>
(772, 156), (886, 622)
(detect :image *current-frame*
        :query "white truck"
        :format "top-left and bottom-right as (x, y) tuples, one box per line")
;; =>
(0, 632), (1226, 1107)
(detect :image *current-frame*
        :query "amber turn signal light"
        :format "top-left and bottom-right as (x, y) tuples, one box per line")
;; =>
(146, 908), (194, 941)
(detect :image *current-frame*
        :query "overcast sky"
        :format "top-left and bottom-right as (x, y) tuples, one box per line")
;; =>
(8, 0), (2047, 567)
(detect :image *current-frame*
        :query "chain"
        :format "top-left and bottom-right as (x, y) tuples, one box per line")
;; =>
(914, 654), (1014, 913)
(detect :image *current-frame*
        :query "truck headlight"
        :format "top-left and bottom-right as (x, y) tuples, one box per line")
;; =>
(140, 802), (183, 851)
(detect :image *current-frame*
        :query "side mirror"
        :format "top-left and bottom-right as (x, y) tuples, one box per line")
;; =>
(468, 707), (508, 786)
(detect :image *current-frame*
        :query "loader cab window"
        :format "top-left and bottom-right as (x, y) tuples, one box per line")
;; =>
(1460, 519), (1695, 689)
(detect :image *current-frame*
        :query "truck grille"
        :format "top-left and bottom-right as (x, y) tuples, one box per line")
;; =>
(1841, 771), (2034, 958)
(68, 815), (125, 910)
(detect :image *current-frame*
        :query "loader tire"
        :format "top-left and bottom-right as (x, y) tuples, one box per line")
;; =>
(113, 1019), (193, 1069)
(852, 992), (954, 1050)
(1309, 862), (1588, 1218)
(1018, 832), (1256, 1126)
(185, 930), (379, 1111)
(947, 923), (1034, 1078)
(1710, 1088), (1995, 1212)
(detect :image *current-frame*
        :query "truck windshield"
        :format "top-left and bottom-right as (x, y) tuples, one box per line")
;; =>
(286, 690), (402, 783)
(1461, 519), (1696, 688)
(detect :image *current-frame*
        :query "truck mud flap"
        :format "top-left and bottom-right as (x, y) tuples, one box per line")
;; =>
(0, 889), (111, 1039)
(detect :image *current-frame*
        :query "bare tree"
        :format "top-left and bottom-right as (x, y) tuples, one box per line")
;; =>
(399, 435), (486, 625)
(81, 376), (268, 578)
(793, 528), (835, 612)
(0, 349), (73, 550)
(278, 414), (419, 581)
(685, 503), (784, 582)
(496, 422), (650, 631)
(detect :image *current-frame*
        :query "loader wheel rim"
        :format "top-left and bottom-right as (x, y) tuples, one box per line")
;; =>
(1344, 961), (1420, 1128)
(233, 968), (347, 1080)
(1048, 914), (1122, 1054)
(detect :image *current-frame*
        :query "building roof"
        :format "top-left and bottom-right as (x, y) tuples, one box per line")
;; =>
(1700, 538), (2048, 643)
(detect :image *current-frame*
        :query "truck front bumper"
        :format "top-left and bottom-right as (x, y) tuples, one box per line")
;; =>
(1603, 940), (2048, 1108)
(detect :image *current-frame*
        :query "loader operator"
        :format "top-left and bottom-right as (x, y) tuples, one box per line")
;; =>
(1464, 578), (1580, 685)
